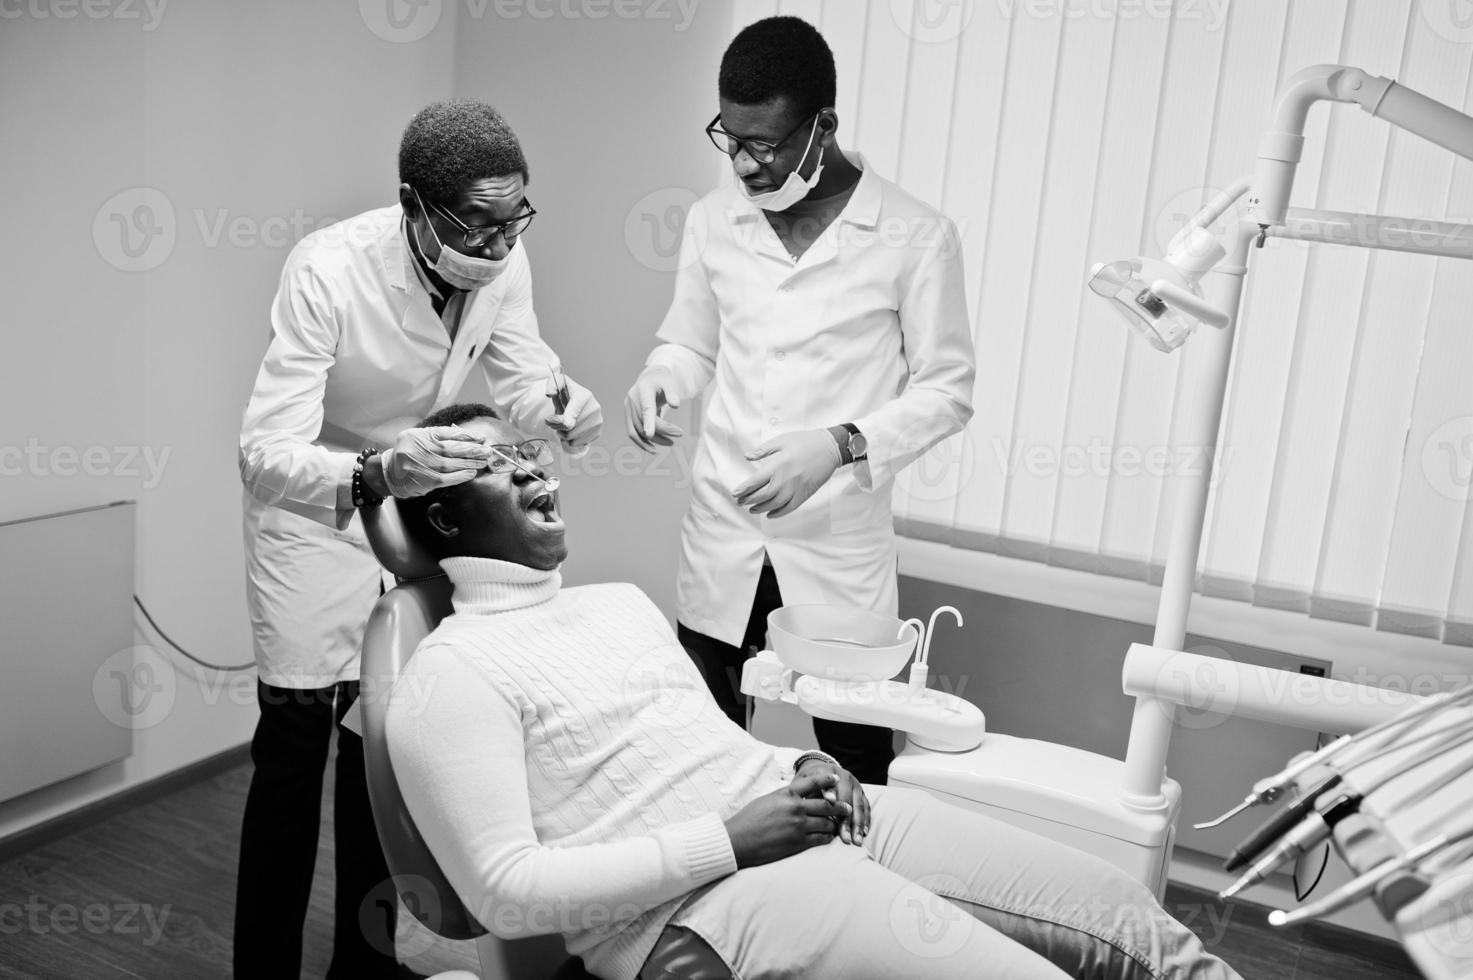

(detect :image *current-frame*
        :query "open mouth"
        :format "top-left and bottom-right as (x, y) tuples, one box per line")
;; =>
(525, 489), (565, 532)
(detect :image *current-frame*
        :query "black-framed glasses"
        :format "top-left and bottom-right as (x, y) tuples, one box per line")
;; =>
(485, 439), (555, 474)
(705, 110), (823, 165)
(421, 191), (537, 248)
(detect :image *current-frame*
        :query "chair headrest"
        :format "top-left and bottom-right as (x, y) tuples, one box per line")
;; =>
(360, 498), (444, 581)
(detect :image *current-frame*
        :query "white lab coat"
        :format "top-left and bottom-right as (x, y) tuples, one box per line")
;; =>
(648, 156), (976, 646)
(239, 206), (562, 688)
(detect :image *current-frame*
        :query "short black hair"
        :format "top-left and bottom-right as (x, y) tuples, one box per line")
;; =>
(398, 101), (529, 205)
(420, 402), (501, 429)
(395, 403), (501, 556)
(718, 16), (836, 121)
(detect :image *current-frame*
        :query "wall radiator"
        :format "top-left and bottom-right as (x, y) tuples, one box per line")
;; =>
(0, 502), (135, 804)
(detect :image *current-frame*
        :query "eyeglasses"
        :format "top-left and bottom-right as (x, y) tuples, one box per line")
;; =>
(421, 191), (537, 248)
(484, 439), (554, 474)
(705, 111), (823, 165)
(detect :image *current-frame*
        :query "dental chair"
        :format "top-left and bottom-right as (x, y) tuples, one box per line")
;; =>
(358, 499), (597, 980)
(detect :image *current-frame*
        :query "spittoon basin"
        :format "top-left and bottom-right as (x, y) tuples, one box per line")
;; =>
(767, 605), (919, 683)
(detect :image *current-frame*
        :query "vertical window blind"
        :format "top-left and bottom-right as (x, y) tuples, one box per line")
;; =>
(730, 0), (1473, 648)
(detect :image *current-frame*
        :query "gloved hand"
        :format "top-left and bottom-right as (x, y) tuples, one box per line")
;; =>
(732, 429), (843, 518)
(624, 365), (686, 453)
(379, 426), (488, 498)
(545, 376), (602, 452)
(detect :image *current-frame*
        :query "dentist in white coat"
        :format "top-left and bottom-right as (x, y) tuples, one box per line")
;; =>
(234, 100), (600, 980)
(625, 19), (975, 788)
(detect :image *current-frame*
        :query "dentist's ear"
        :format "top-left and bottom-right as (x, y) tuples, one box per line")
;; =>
(425, 500), (461, 540)
(816, 108), (838, 140)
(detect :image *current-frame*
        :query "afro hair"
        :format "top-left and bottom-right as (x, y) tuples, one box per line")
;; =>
(398, 101), (529, 204)
(718, 16), (836, 122)
(393, 401), (502, 555)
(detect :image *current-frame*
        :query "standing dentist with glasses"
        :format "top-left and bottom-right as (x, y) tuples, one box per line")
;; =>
(235, 100), (600, 980)
(625, 18), (975, 787)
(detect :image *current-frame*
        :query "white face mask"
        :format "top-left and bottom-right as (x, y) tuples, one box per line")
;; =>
(738, 118), (825, 212)
(412, 189), (510, 290)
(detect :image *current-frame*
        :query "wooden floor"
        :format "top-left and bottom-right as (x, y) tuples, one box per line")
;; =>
(0, 750), (1425, 979)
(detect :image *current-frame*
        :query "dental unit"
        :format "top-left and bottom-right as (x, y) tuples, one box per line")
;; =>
(737, 64), (1473, 970)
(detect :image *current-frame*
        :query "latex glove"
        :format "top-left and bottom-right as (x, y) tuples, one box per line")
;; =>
(732, 429), (842, 518)
(380, 426), (488, 498)
(793, 758), (870, 845)
(545, 376), (602, 452)
(624, 365), (686, 453)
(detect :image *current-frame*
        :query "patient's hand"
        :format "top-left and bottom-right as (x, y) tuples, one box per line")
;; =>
(793, 759), (870, 846)
(723, 773), (847, 869)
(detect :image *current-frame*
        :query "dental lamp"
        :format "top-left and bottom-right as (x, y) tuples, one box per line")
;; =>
(1088, 225), (1227, 352)
(1088, 64), (1473, 977)
(1091, 65), (1473, 358)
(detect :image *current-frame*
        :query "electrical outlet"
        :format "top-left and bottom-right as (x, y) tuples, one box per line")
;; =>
(1299, 663), (1330, 748)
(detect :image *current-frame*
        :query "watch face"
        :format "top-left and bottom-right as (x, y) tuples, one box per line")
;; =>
(850, 432), (868, 457)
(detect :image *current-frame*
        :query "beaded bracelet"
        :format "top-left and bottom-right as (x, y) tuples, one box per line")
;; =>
(352, 448), (384, 508)
(792, 750), (842, 775)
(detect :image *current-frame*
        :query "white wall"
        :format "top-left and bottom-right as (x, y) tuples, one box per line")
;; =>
(449, 2), (731, 609)
(1, 0), (732, 839)
(0, 0), (457, 838)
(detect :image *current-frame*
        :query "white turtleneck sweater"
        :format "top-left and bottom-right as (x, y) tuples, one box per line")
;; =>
(385, 556), (817, 980)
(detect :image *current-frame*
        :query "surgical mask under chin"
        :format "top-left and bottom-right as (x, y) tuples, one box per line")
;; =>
(739, 121), (825, 211)
(413, 194), (510, 290)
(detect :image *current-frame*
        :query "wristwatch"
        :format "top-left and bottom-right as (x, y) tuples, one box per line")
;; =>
(828, 422), (868, 465)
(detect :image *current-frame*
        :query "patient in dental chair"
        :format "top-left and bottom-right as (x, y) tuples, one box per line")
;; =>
(385, 403), (1244, 980)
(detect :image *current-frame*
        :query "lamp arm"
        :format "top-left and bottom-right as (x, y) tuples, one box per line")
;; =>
(1253, 64), (1473, 229)
(1166, 177), (1253, 256)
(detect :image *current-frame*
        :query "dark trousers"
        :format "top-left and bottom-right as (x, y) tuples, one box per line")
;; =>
(233, 680), (398, 980)
(677, 563), (896, 786)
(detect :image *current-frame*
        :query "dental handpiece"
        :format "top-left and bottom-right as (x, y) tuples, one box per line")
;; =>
(1222, 770), (1344, 872)
(1195, 737), (1351, 830)
(1219, 792), (1364, 900)
(1219, 726), (1473, 899)
(1196, 685), (1473, 832)
(1268, 822), (1473, 928)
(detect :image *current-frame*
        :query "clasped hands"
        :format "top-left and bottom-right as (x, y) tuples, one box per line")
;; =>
(722, 760), (871, 870)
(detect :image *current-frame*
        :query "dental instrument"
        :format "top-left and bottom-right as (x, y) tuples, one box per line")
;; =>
(1269, 824), (1473, 929)
(1220, 726), (1473, 900)
(1194, 686), (1473, 831)
(487, 444), (560, 494)
(1194, 737), (1352, 830)
(448, 421), (562, 494)
(547, 362), (571, 417)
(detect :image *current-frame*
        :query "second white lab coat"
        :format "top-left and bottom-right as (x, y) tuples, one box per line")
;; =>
(239, 206), (562, 687)
(648, 156), (976, 646)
